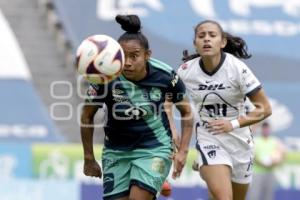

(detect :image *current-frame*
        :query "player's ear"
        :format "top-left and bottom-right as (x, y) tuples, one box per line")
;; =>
(193, 40), (198, 54)
(221, 37), (227, 49)
(145, 49), (152, 60)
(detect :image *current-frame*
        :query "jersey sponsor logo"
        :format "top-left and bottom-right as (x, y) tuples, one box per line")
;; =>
(112, 89), (130, 102)
(124, 106), (148, 120)
(194, 83), (230, 91)
(112, 88), (124, 95)
(203, 144), (220, 150)
(149, 87), (162, 101)
(205, 80), (214, 84)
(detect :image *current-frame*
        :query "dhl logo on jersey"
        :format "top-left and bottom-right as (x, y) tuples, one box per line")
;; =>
(194, 83), (231, 91)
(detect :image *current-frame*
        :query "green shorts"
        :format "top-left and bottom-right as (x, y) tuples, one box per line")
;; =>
(102, 146), (172, 200)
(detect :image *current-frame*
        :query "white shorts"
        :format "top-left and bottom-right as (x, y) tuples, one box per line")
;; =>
(196, 135), (254, 184)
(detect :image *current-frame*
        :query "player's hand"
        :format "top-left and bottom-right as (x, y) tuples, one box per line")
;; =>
(207, 119), (233, 135)
(172, 150), (188, 179)
(83, 159), (102, 178)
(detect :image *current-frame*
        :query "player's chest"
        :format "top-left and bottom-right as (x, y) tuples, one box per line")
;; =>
(185, 75), (239, 103)
(109, 83), (165, 105)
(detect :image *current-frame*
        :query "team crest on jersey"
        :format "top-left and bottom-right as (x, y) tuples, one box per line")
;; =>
(149, 87), (162, 101)
(151, 157), (166, 174)
(207, 150), (216, 159)
(180, 63), (188, 70)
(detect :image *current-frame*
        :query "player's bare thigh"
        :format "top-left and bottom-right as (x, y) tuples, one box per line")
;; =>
(232, 182), (249, 200)
(200, 165), (233, 200)
(129, 185), (154, 200)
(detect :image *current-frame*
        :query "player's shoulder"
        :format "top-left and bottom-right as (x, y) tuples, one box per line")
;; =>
(148, 57), (173, 75)
(177, 57), (200, 76)
(224, 53), (248, 72)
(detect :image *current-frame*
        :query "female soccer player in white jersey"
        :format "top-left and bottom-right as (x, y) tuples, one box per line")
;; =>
(177, 20), (272, 200)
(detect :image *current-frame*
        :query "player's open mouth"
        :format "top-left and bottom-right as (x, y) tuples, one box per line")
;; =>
(203, 44), (212, 50)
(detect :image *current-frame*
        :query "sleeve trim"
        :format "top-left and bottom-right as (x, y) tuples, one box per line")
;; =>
(246, 85), (262, 97)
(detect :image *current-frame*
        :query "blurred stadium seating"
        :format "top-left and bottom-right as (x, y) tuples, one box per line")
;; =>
(0, 0), (300, 199)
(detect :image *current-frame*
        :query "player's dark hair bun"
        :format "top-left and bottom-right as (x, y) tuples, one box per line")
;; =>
(115, 15), (141, 33)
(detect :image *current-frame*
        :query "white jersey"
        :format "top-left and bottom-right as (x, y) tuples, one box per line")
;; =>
(177, 52), (261, 149)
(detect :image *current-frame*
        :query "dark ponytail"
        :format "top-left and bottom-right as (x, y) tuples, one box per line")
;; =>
(223, 32), (251, 59)
(115, 15), (149, 50)
(182, 20), (251, 62)
(182, 50), (200, 63)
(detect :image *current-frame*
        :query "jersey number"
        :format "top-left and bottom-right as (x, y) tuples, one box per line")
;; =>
(204, 104), (228, 117)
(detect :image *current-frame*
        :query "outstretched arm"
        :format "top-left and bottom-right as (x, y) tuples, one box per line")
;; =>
(81, 104), (102, 178)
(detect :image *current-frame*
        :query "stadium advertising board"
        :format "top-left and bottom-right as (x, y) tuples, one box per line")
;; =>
(30, 144), (300, 199)
(1, 144), (299, 199)
(32, 143), (102, 181)
(0, 179), (79, 200)
(0, 143), (32, 178)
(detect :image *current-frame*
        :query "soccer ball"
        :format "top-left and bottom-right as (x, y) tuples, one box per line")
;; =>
(76, 34), (125, 84)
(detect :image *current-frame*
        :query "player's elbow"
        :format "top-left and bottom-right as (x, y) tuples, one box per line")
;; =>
(263, 103), (272, 119)
(181, 108), (194, 124)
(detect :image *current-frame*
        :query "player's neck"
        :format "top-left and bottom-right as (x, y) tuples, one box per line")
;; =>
(201, 53), (222, 73)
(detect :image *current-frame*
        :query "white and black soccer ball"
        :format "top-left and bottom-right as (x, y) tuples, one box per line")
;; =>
(76, 34), (125, 84)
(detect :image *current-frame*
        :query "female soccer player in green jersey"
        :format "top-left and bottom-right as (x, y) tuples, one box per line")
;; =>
(80, 15), (193, 200)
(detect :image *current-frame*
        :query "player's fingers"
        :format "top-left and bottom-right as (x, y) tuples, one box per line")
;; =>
(169, 152), (175, 160)
(84, 167), (102, 178)
(172, 161), (179, 179)
(207, 124), (221, 133)
(96, 171), (102, 178)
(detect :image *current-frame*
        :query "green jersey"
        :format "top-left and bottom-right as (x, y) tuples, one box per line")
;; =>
(86, 58), (186, 151)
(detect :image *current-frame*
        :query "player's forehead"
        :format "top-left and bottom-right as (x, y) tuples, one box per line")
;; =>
(196, 22), (221, 34)
(120, 39), (144, 53)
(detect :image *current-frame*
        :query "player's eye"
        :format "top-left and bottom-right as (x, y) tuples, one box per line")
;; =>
(198, 34), (205, 39)
(209, 32), (217, 37)
(129, 54), (139, 60)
